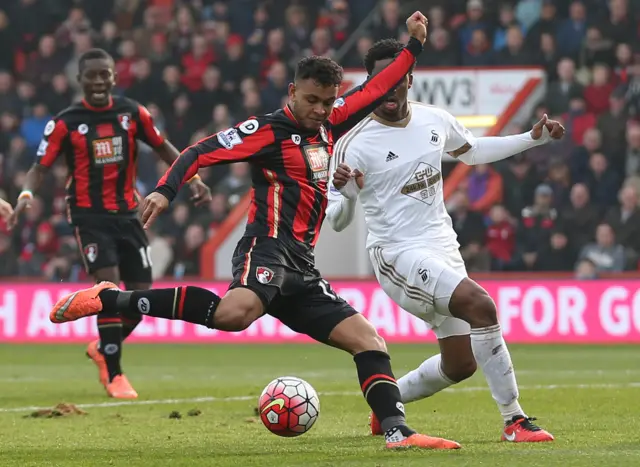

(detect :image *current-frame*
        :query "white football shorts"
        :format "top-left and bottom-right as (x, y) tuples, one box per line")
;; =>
(369, 245), (471, 339)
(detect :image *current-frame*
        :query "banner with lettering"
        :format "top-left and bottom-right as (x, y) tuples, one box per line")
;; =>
(0, 281), (638, 343)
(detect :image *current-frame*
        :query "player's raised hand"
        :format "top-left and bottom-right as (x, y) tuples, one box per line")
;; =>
(531, 113), (565, 141)
(188, 177), (213, 207)
(406, 11), (428, 44)
(141, 192), (170, 230)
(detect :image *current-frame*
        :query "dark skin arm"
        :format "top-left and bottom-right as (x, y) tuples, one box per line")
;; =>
(154, 140), (212, 207)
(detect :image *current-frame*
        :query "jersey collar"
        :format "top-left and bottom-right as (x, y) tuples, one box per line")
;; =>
(81, 96), (114, 112)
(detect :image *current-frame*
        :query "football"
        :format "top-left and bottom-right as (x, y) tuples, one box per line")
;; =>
(258, 376), (320, 437)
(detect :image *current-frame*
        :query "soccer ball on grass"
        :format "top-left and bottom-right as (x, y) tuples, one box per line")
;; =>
(258, 376), (320, 437)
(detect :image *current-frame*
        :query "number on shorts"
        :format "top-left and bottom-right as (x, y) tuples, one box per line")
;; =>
(319, 279), (338, 300)
(138, 246), (153, 269)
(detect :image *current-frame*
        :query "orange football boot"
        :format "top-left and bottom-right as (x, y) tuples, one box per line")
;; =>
(106, 375), (138, 399)
(86, 340), (109, 388)
(386, 429), (461, 450)
(50, 281), (118, 323)
(501, 416), (554, 443)
(369, 412), (383, 436)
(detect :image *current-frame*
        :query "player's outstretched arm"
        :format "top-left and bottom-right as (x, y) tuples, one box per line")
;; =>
(447, 113), (565, 165)
(329, 12), (427, 139)
(147, 118), (275, 228)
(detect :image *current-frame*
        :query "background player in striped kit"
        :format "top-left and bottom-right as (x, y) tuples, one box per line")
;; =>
(9, 49), (212, 399)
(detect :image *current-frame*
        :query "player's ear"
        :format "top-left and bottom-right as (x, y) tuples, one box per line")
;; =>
(112, 70), (118, 86)
(408, 73), (413, 89)
(288, 82), (296, 100)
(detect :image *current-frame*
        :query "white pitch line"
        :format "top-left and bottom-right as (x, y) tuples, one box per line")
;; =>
(1, 382), (638, 414)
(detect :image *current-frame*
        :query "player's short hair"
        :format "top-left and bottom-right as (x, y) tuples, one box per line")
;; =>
(364, 39), (414, 76)
(78, 48), (114, 73)
(294, 56), (343, 87)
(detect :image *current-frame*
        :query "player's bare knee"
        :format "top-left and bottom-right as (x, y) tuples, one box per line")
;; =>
(450, 279), (498, 328)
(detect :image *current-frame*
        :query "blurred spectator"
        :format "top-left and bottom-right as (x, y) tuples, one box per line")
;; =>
(576, 223), (625, 272)
(485, 204), (516, 270)
(458, 0), (490, 54)
(570, 127), (601, 183)
(449, 190), (490, 271)
(583, 64), (616, 115)
(525, 0), (558, 50)
(559, 183), (600, 251)
(500, 153), (540, 218)
(462, 29), (494, 66)
(495, 26), (532, 66)
(513, 184), (558, 270)
(421, 28), (458, 67)
(373, 0), (404, 42)
(535, 230), (576, 271)
(563, 95), (596, 147)
(603, 184), (640, 266)
(461, 164), (503, 213)
(493, 3), (523, 52)
(624, 124), (640, 178)
(545, 58), (584, 116)
(597, 88), (628, 170)
(556, 0), (587, 57)
(575, 258), (598, 279)
(545, 159), (572, 208)
(584, 152), (621, 207)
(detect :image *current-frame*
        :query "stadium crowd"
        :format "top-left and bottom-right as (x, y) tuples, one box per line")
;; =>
(0, 0), (639, 280)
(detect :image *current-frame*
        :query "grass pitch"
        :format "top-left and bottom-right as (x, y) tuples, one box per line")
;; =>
(0, 344), (638, 466)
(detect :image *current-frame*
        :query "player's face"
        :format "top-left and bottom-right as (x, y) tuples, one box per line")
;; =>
(370, 58), (412, 121)
(288, 80), (338, 131)
(78, 58), (116, 107)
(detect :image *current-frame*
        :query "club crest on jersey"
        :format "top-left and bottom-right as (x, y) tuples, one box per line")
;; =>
(292, 134), (301, 145)
(78, 124), (89, 135)
(401, 162), (442, 206)
(303, 144), (330, 182)
(84, 243), (98, 263)
(118, 113), (132, 131)
(319, 126), (329, 143)
(256, 266), (274, 284)
(92, 136), (124, 165)
(430, 130), (440, 145)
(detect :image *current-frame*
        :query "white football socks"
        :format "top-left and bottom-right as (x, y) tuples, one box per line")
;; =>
(397, 353), (455, 403)
(470, 324), (525, 422)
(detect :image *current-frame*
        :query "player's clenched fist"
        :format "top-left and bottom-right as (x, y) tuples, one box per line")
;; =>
(406, 11), (428, 44)
(141, 192), (169, 230)
(332, 163), (363, 200)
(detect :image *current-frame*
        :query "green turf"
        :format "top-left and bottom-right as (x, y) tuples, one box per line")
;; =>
(0, 344), (638, 467)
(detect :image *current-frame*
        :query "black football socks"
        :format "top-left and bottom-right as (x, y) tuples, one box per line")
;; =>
(99, 286), (221, 328)
(96, 307), (123, 382)
(354, 350), (416, 440)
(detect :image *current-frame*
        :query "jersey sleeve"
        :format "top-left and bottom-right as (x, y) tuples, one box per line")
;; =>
(36, 118), (69, 168)
(154, 117), (275, 202)
(329, 37), (422, 140)
(135, 104), (165, 148)
(440, 109), (476, 153)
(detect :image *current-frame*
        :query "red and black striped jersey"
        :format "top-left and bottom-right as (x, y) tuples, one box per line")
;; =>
(36, 96), (165, 220)
(155, 39), (422, 256)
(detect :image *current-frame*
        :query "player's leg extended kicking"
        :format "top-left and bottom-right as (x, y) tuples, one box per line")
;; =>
(50, 236), (461, 450)
(368, 247), (553, 443)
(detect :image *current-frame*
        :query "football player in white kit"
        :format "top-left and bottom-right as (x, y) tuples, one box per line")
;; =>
(326, 39), (564, 443)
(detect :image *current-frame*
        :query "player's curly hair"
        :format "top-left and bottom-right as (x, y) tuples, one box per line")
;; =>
(364, 39), (414, 76)
(294, 56), (344, 87)
(79, 48), (114, 72)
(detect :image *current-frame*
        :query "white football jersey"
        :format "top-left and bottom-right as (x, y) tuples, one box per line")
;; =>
(328, 101), (476, 251)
